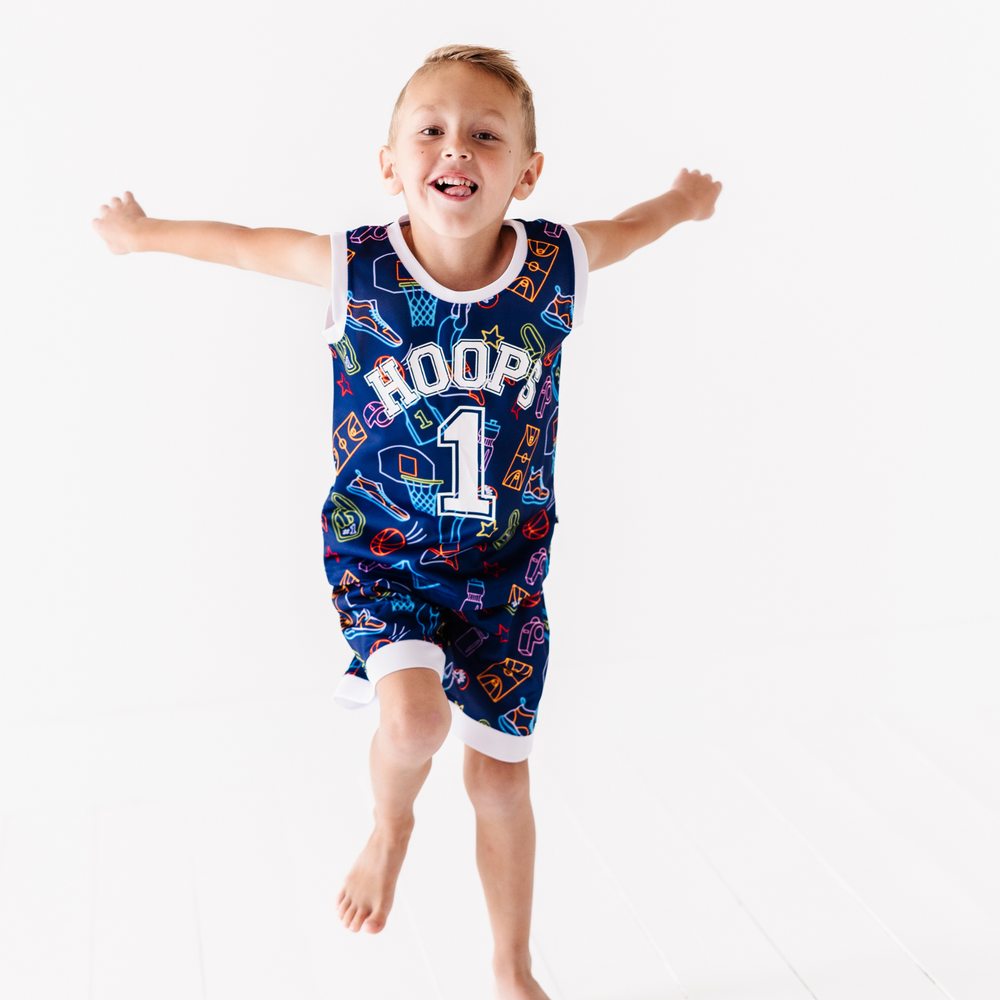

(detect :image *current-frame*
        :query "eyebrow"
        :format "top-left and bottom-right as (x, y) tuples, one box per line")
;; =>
(411, 103), (508, 123)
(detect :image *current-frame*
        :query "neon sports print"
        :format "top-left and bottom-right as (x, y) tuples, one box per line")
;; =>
(321, 217), (584, 611)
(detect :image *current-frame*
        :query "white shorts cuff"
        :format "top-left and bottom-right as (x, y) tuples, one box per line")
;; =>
(332, 673), (377, 710)
(448, 702), (534, 762)
(366, 639), (446, 688)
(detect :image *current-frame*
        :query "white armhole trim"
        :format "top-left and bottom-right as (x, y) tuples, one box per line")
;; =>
(564, 224), (589, 333)
(322, 231), (348, 344)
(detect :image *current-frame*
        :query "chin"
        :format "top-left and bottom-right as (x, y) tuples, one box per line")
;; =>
(413, 208), (493, 238)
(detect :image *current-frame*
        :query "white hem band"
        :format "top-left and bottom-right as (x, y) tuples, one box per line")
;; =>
(323, 231), (348, 344)
(365, 639), (446, 687)
(332, 672), (377, 710)
(448, 702), (534, 762)
(330, 639), (535, 761)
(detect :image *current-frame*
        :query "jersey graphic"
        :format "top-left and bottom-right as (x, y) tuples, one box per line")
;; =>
(322, 219), (578, 609)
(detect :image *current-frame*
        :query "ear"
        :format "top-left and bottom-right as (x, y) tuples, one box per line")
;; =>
(512, 151), (544, 201)
(379, 146), (403, 196)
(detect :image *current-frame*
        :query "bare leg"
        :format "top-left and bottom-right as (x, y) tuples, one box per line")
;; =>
(336, 665), (451, 934)
(464, 745), (551, 1000)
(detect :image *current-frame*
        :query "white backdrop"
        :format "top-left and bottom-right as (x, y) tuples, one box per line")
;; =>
(2, 0), (997, 737)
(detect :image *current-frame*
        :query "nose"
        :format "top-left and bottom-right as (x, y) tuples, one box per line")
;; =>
(443, 136), (471, 160)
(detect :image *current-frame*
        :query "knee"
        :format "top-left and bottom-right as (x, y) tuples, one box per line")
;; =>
(379, 696), (451, 763)
(464, 753), (530, 816)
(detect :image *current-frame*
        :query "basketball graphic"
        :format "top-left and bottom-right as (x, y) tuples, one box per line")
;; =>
(370, 527), (406, 557)
(522, 509), (550, 540)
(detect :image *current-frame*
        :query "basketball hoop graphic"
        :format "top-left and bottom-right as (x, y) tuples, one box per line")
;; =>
(402, 284), (438, 327)
(374, 253), (439, 328)
(378, 444), (443, 515)
(400, 471), (444, 515)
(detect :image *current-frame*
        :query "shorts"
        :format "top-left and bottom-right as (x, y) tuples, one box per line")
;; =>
(330, 578), (550, 763)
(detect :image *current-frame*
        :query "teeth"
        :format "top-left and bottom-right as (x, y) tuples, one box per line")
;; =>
(437, 178), (474, 187)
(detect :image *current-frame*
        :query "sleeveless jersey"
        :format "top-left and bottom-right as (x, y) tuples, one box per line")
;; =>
(320, 215), (588, 610)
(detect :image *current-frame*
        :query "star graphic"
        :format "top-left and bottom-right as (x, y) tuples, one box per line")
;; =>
(481, 325), (505, 351)
(483, 561), (506, 578)
(496, 624), (509, 641)
(337, 372), (353, 396)
(510, 401), (521, 419)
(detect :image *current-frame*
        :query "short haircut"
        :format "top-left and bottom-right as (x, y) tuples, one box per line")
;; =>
(388, 45), (536, 154)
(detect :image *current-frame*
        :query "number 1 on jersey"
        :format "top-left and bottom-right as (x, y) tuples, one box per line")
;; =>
(437, 406), (495, 519)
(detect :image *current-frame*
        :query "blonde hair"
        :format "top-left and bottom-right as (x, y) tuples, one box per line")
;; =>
(388, 45), (536, 154)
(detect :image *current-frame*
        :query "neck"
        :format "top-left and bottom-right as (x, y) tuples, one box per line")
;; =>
(400, 214), (516, 292)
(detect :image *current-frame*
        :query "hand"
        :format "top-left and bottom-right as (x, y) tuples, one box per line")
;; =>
(671, 168), (722, 222)
(91, 191), (148, 254)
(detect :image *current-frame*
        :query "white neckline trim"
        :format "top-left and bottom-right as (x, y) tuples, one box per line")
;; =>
(386, 215), (527, 304)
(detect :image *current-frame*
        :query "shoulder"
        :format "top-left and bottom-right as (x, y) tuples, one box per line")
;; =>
(517, 219), (589, 272)
(346, 224), (394, 246)
(515, 219), (589, 331)
(332, 224), (395, 286)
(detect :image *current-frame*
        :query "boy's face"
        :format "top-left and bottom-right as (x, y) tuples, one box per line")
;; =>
(380, 62), (543, 238)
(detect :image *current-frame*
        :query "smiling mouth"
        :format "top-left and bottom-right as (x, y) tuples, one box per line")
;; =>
(433, 178), (478, 198)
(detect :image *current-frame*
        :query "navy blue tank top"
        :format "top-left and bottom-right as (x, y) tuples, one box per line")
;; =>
(320, 215), (588, 610)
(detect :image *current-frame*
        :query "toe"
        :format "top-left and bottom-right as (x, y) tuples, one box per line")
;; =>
(363, 913), (386, 934)
(349, 906), (370, 933)
(341, 903), (357, 929)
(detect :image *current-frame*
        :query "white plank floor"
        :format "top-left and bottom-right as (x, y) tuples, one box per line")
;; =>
(0, 688), (997, 998)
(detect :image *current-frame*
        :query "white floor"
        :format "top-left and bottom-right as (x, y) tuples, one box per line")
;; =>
(0, 674), (997, 1000)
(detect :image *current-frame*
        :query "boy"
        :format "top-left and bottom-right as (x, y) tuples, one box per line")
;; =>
(93, 44), (721, 1000)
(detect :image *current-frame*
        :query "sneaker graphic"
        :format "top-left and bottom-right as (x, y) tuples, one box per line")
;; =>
(498, 697), (536, 736)
(521, 466), (550, 506)
(420, 543), (461, 572)
(345, 291), (403, 347)
(540, 285), (573, 333)
(343, 608), (387, 640)
(346, 471), (410, 522)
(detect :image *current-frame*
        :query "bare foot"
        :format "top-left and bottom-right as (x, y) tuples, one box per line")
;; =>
(494, 970), (551, 1000)
(336, 823), (412, 933)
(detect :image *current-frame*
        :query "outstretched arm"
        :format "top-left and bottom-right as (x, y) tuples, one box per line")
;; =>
(573, 168), (722, 271)
(91, 192), (332, 289)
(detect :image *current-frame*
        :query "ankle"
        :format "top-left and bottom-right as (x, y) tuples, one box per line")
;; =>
(372, 810), (415, 843)
(492, 952), (532, 983)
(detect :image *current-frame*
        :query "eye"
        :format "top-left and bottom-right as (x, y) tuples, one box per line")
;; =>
(420, 127), (443, 136)
(473, 131), (497, 141)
